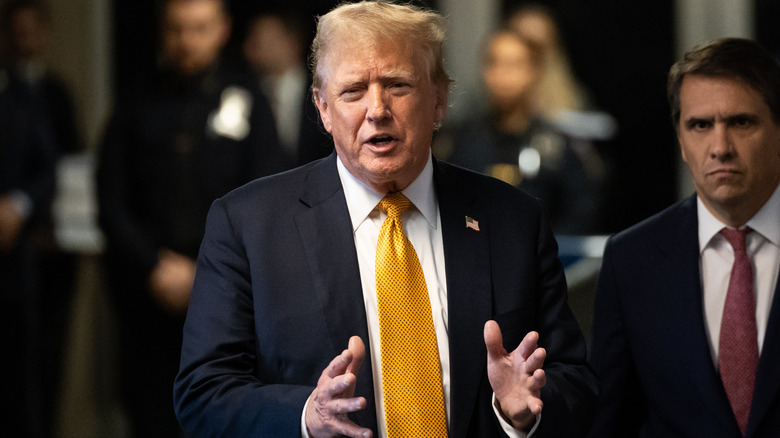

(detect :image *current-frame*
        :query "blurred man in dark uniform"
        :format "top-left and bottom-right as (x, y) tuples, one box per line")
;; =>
(96, 0), (282, 436)
(3, 4), (85, 433)
(0, 62), (58, 438)
(2, 0), (82, 155)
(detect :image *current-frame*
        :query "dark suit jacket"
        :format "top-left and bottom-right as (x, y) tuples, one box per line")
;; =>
(174, 153), (597, 437)
(587, 195), (780, 438)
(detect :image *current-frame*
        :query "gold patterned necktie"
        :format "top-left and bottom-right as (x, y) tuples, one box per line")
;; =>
(375, 192), (448, 438)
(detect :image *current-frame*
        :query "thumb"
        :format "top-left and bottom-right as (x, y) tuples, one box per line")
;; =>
(347, 336), (366, 375)
(484, 320), (506, 360)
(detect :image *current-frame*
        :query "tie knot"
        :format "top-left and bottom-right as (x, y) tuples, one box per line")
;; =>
(379, 192), (411, 220)
(720, 227), (752, 252)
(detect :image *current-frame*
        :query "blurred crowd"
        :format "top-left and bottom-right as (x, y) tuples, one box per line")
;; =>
(0, 0), (683, 436)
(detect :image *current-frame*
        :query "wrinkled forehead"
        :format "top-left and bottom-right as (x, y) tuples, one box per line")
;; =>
(318, 35), (431, 87)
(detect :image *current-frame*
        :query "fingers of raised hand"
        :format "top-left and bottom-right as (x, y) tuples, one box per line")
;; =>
(308, 373), (370, 438)
(517, 331), (541, 360)
(306, 391), (371, 438)
(522, 346), (546, 375)
(322, 348), (354, 381)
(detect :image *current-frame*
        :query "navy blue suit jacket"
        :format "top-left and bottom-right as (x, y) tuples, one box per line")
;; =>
(588, 195), (780, 437)
(174, 153), (597, 437)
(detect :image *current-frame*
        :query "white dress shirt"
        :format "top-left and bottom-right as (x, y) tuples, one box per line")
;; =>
(300, 153), (532, 437)
(338, 153), (450, 436)
(699, 182), (780, 365)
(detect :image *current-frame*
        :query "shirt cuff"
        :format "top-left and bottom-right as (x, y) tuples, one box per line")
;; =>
(301, 394), (313, 438)
(492, 392), (541, 438)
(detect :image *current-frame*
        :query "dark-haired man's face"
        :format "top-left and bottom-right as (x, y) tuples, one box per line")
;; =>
(10, 8), (48, 60)
(678, 74), (780, 225)
(162, 0), (230, 76)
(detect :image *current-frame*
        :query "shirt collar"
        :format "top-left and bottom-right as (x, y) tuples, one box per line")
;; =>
(337, 152), (437, 232)
(697, 181), (780, 253)
(747, 181), (780, 247)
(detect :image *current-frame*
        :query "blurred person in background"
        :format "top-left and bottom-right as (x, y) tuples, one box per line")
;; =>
(439, 28), (605, 235)
(507, 3), (616, 142)
(243, 9), (331, 168)
(96, 0), (282, 435)
(2, 3), (85, 435)
(2, 0), (82, 155)
(0, 57), (58, 437)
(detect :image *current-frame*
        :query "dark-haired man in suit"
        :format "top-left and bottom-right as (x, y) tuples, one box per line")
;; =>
(588, 37), (780, 437)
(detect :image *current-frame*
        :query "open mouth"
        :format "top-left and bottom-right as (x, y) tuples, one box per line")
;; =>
(367, 135), (395, 146)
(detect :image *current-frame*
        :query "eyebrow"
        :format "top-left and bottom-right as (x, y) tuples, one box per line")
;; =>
(685, 112), (758, 122)
(333, 69), (419, 88)
(684, 112), (758, 124)
(682, 115), (711, 127)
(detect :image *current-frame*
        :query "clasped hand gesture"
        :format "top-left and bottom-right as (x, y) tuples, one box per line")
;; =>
(305, 336), (373, 438)
(484, 320), (547, 432)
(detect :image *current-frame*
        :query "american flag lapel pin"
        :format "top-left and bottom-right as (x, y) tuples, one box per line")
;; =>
(465, 216), (480, 231)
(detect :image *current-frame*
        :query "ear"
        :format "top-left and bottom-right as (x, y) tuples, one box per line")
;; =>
(312, 87), (332, 133)
(679, 136), (689, 164)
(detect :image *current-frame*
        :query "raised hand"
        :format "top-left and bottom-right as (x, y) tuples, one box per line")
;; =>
(484, 320), (547, 432)
(305, 336), (373, 438)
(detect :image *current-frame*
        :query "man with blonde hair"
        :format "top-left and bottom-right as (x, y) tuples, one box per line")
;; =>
(175, 2), (596, 437)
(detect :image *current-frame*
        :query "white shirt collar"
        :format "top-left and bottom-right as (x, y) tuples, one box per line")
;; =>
(697, 181), (780, 253)
(336, 152), (438, 232)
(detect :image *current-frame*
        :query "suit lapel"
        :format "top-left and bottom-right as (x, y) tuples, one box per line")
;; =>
(434, 161), (493, 438)
(293, 154), (378, 432)
(747, 276), (780, 437)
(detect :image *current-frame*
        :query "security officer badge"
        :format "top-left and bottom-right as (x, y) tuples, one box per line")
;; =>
(207, 86), (253, 141)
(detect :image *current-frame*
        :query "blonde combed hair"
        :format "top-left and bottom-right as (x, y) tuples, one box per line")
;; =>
(310, 1), (451, 89)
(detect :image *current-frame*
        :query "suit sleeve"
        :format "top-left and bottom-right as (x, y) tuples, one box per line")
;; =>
(531, 210), (600, 436)
(174, 198), (312, 437)
(585, 237), (645, 437)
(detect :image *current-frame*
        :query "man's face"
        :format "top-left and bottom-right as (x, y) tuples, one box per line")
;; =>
(243, 16), (296, 76)
(313, 39), (447, 193)
(162, 0), (230, 76)
(678, 74), (780, 225)
(10, 8), (48, 60)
